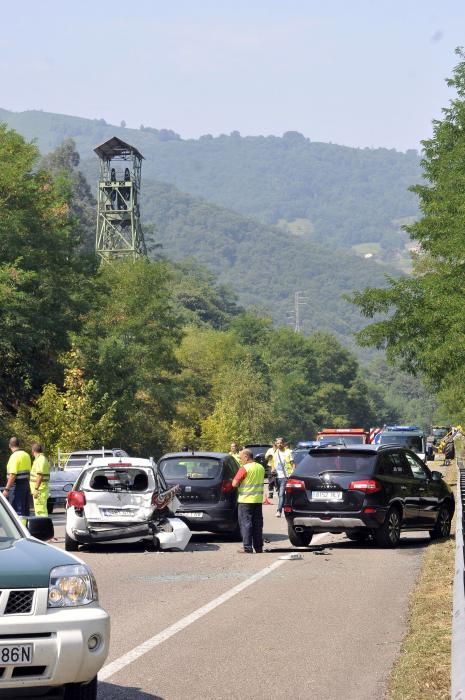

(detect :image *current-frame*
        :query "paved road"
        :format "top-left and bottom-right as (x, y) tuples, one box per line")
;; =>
(50, 497), (430, 700)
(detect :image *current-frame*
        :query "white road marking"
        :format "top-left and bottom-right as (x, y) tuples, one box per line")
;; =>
(99, 533), (327, 680)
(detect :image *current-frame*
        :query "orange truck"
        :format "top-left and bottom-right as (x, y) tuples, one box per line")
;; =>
(316, 428), (370, 445)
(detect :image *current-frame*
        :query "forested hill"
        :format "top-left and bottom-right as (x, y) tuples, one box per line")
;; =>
(0, 108), (420, 256)
(138, 178), (401, 347)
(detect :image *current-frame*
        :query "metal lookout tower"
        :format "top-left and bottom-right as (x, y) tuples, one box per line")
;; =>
(94, 137), (147, 261)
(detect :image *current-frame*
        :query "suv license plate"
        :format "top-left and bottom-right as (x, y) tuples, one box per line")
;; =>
(311, 491), (343, 501)
(0, 644), (33, 665)
(181, 512), (203, 518)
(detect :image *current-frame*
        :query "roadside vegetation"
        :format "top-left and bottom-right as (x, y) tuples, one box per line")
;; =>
(388, 463), (456, 700)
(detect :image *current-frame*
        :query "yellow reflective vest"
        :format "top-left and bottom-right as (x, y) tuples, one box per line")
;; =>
(6, 450), (31, 480)
(30, 454), (50, 491)
(238, 461), (265, 504)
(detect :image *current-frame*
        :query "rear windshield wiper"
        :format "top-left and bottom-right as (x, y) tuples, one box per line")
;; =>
(187, 475), (214, 480)
(318, 470), (355, 476)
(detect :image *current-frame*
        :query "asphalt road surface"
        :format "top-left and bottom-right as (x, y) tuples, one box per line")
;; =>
(49, 492), (435, 700)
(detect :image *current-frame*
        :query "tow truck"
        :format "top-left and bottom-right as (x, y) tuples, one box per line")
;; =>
(316, 428), (370, 445)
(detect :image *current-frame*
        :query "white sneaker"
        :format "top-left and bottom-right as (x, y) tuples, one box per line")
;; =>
(275, 511), (281, 517)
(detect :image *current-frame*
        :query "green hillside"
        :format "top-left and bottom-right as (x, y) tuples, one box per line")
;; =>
(0, 108), (420, 255)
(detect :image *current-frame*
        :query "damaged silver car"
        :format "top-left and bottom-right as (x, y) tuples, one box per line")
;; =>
(65, 457), (191, 552)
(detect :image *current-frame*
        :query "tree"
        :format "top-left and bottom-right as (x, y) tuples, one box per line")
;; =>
(0, 126), (94, 412)
(350, 49), (465, 419)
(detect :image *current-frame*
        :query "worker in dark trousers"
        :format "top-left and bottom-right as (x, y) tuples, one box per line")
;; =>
(232, 448), (265, 553)
(2, 437), (31, 517)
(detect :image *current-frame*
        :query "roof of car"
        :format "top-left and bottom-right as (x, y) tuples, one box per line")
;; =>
(68, 449), (127, 455)
(81, 457), (153, 469)
(160, 452), (229, 460)
(308, 444), (405, 454)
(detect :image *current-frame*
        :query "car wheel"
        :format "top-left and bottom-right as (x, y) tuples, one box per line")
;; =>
(374, 507), (401, 548)
(64, 676), (97, 700)
(47, 499), (54, 515)
(430, 505), (452, 540)
(65, 532), (80, 552)
(288, 523), (313, 547)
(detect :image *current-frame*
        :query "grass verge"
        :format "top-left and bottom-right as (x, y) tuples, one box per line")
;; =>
(388, 463), (456, 700)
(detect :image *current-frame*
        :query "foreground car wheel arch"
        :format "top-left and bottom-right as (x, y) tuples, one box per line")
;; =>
(429, 504), (452, 540)
(374, 506), (401, 548)
(64, 676), (97, 700)
(288, 522), (313, 547)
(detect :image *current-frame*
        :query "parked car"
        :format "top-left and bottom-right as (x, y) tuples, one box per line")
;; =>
(293, 441), (320, 466)
(158, 452), (241, 535)
(65, 457), (191, 552)
(0, 493), (109, 699)
(284, 444), (454, 548)
(47, 469), (76, 513)
(64, 448), (129, 470)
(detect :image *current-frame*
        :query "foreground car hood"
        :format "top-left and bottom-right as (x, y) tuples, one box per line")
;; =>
(0, 538), (76, 588)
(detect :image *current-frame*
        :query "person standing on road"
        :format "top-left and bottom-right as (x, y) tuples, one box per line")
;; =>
(232, 448), (265, 553)
(2, 437), (31, 517)
(272, 437), (295, 518)
(229, 442), (241, 466)
(265, 441), (277, 499)
(30, 443), (50, 517)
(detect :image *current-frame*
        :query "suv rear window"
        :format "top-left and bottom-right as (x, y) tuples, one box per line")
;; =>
(296, 451), (377, 475)
(159, 458), (222, 480)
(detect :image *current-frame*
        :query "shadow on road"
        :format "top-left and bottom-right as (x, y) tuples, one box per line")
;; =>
(99, 681), (164, 699)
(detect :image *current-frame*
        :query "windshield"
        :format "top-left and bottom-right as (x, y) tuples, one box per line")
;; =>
(379, 435), (423, 453)
(0, 500), (22, 548)
(159, 458), (222, 480)
(296, 452), (377, 476)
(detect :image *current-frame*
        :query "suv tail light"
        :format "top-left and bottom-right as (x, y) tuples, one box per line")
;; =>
(349, 479), (382, 493)
(67, 491), (86, 507)
(221, 480), (234, 493)
(286, 478), (306, 491)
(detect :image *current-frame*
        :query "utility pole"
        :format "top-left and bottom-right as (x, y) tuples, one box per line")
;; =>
(293, 291), (308, 333)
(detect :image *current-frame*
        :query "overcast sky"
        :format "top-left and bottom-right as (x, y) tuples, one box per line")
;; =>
(1, 0), (464, 151)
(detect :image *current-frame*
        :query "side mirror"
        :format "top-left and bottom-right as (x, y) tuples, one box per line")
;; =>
(26, 516), (54, 541)
(431, 471), (443, 481)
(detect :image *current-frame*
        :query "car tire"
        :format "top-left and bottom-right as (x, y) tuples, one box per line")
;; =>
(288, 523), (313, 547)
(429, 504), (452, 540)
(64, 676), (97, 700)
(65, 532), (79, 552)
(47, 499), (54, 515)
(374, 507), (401, 548)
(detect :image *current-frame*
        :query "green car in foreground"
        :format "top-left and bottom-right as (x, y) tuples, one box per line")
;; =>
(0, 494), (110, 699)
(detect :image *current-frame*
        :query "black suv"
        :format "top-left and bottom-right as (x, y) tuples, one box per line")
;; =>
(158, 452), (240, 535)
(284, 444), (454, 548)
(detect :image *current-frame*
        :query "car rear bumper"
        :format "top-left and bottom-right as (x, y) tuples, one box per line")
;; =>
(72, 521), (151, 543)
(0, 601), (109, 693)
(289, 508), (387, 532)
(293, 516), (367, 529)
(176, 505), (237, 532)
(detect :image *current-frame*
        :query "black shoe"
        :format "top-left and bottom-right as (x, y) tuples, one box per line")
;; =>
(237, 548), (253, 554)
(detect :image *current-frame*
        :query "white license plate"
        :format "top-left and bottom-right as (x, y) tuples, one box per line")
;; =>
(311, 491), (343, 501)
(101, 508), (135, 517)
(0, 644), (33, 665)
(181, 512), (203, 518)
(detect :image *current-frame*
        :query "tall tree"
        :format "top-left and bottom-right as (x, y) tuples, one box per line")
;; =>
(350, 49), (465, 420)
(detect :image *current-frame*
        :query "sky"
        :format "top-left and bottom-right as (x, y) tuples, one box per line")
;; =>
(1, 0), (465, 151)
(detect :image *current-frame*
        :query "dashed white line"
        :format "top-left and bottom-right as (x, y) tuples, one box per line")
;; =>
(99, 533), (327, 681)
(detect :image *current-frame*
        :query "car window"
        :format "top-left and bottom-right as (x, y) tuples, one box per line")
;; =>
(379, 435), (424, 453)
(87, 468), (152, 491)
(404, 452), (429, 479)
(159, 458), (222, 479)
(296, 452), (377, 475)
(0, 501), (22, 545)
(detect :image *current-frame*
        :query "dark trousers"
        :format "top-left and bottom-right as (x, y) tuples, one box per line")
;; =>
(8, 478), (30, 517)
(238, 503), (263, 552)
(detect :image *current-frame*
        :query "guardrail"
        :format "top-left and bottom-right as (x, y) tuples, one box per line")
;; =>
(452, 461), (465, 699)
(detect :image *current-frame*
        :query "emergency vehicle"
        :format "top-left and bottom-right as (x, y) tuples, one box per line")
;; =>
(316, 428), (370, 445)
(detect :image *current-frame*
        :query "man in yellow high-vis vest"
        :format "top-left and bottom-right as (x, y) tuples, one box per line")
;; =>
(232, 448), (265, 553)
(2, 437), (31, 517)
(30, 443), (50, 517)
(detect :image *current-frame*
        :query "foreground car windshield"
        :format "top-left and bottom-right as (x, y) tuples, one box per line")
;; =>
(0, 500), (22, 547)
(159, 458), (222, 479)
(296, 452), (377, 475)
